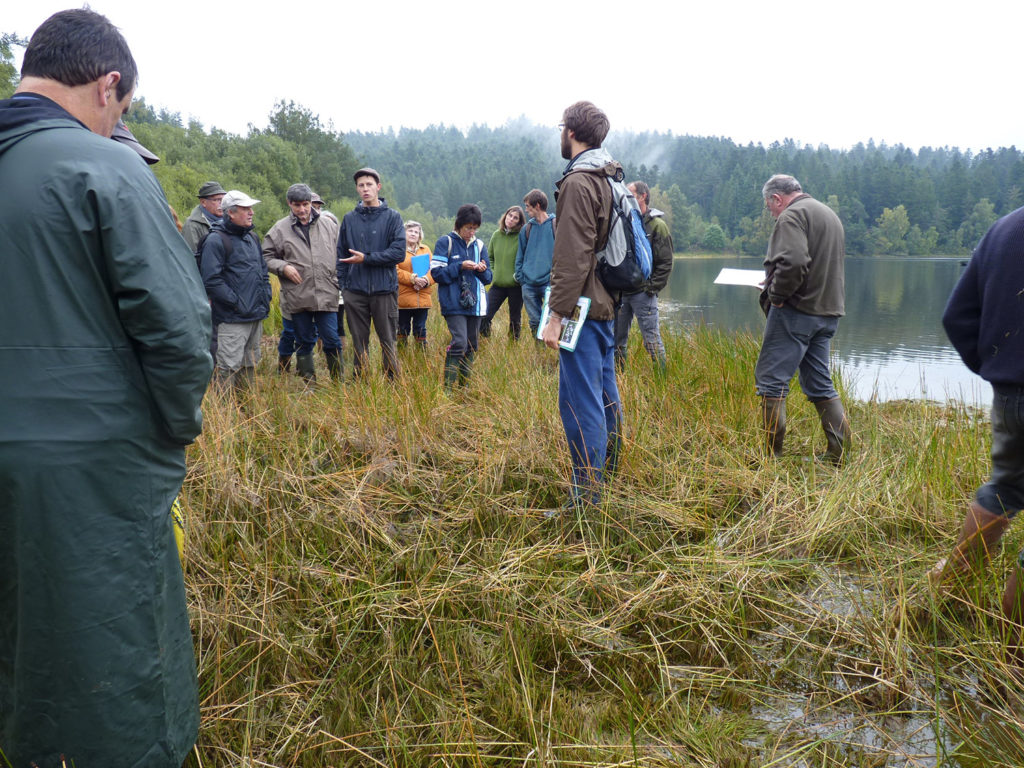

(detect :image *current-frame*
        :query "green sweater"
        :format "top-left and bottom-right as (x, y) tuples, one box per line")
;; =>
(488, 228), (521, 287)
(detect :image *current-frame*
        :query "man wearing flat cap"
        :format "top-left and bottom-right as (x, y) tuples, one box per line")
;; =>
(337, 167), (405, 379)
(183, 179), (227, 252)
(200, 189), (271, 388)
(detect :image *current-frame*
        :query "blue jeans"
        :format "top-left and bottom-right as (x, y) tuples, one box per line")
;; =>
(558, 319), (623, 506)
(521, 283), (548, 336)
(755, 304), (840, 400)
(292, 310), (339, 355)
(614, 291), (665, 364)
(398, 308), (429, 340)
(278, 316), (297, 357)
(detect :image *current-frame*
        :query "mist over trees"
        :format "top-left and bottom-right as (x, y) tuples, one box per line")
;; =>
(349, 125), (1023, 256)
(1, 26), (1017, 255)
(136, 102), (1024, 255)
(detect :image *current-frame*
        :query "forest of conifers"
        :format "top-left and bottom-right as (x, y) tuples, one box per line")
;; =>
(123, 99), (1021, 257)
(2, 28), (1020, 256)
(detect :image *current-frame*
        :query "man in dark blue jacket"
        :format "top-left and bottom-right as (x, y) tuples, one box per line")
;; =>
(200, 189), (271, 388)
(933, 205), (1024, 655)
(337, 167), (406, 379)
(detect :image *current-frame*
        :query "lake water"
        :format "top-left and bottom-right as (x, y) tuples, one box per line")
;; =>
(659, 256), (990, 406)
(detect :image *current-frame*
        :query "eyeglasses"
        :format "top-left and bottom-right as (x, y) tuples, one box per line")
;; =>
(557, 123), (565, 130)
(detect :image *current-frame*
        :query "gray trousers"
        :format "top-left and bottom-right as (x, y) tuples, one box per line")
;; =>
(614, 291), (665, 363)
(215, 321), (262, 373)
(343, 290), (400, 379)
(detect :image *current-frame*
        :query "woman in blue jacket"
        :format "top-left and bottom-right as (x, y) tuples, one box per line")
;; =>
(430, 204), (492, 388)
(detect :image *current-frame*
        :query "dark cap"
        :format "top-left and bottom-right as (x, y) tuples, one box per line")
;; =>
(197, 181), (227, 198)
(111, 120), (159, 165)
(353, 167), (380, 184)
(310, 192), (324, 205)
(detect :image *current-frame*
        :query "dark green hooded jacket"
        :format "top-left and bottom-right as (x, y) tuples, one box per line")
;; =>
(0, 93), (213, 768)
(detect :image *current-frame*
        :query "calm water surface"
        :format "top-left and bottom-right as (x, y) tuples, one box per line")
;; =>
(660, 256), (988, 406)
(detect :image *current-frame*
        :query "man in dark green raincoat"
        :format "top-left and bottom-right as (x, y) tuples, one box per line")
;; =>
(0, 10), (213, 767)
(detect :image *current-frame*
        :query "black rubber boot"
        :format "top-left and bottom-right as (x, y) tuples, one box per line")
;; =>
(457, 348), (476, 386)
(278, 355), (292, 373)
(296, 353), (316, 383)
(324, 349), (342, 381)
(814, 397), (850, 465)
(443, 350), (460, 390)
(761, 397), (786, 458)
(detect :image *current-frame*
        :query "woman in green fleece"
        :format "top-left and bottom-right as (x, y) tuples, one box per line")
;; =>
(481, 205), (526, 339)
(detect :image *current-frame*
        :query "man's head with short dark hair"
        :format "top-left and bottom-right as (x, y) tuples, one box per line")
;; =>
(629, 181), (650, 206)
(353, 167), (381, 184)
(762, 174), (802, 201)
(561, 101), (610, 149)
(21, 9), (137, 101)
(523, 189), (548, 212)
(286, 183), (313, 204)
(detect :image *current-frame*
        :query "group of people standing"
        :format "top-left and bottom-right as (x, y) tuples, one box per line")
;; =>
(188, 163), (676, 395)
(10, 9), (1024, 767)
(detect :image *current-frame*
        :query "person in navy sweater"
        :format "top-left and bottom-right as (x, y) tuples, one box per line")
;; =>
(933, 205), (1024, 661)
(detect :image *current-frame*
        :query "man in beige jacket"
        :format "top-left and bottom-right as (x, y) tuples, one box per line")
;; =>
(264, 183), (342, 381)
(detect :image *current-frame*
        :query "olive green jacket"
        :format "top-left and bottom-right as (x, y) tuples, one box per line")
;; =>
(0, 95), (212, 768)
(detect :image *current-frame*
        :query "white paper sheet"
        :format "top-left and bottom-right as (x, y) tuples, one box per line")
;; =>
(714, 268), (764, 288)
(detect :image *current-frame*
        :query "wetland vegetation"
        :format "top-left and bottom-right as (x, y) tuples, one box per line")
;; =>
(181, 316), (1023, 767)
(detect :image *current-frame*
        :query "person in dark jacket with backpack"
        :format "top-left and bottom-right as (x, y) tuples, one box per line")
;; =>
(541, 101), (622, 514)
(200, 189), (271, 388)
(337, 167), (406, 380)
(614, 180), (673, 371)
(431, 204), (493, 389)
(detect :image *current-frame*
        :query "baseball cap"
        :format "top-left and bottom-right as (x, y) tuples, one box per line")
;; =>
(221, 190), (261, 208)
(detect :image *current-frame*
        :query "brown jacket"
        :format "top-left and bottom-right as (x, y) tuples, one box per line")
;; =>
(263, 210), (341, 313)
(549, 148), (617, 321)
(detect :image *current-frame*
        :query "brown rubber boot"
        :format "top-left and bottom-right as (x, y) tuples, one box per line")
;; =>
(814, 397), (850, 465)
(1002, 567), (1024, 670)
(762, 397), (786, 457)
(928, 501), (1012, 588)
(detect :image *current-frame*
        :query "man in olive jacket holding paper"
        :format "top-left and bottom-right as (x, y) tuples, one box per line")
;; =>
(757, 173), (850, 463)
(541, 100), (623, 512)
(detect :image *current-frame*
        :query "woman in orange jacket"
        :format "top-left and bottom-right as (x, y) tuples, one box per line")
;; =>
(397, 220), (435, 348)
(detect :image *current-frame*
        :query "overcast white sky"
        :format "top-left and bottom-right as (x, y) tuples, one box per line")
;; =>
(7, 1), (1023, 152)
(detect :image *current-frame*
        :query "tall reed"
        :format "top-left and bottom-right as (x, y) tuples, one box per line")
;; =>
(181, 317), (1022, 767)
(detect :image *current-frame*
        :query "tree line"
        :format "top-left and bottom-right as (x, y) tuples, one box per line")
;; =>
(3, 32), (1019, 254)
(348, 123), (1024, 257)
(137, 101), (1024, 257)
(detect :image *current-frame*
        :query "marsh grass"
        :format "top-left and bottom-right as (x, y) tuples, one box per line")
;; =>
(181, 315), (1023, 767)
